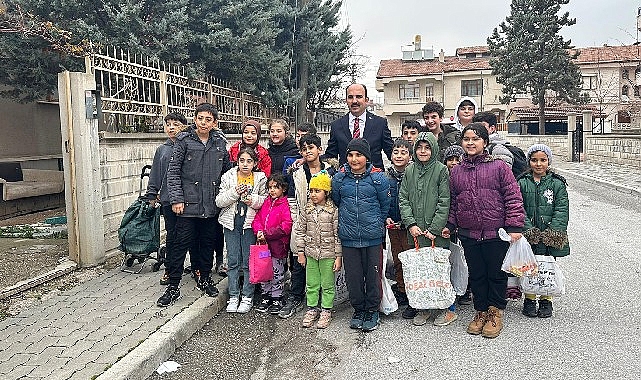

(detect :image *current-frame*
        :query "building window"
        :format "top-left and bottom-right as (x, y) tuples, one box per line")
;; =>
(582, 76), (597, 90)
(461, 79), (482, 97)
(622, 85), (629, 96)
(635, 86), (640, 97)
(425, 84), (434, 101)
(622, 69), (629, 80)
(399, 83), (420, 100)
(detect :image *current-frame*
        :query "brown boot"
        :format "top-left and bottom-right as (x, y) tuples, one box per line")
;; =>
(466, 311), (487, 335)
(481, 306), (504, 338)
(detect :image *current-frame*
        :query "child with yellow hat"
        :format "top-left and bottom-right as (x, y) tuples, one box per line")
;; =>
(293, 171), (342, 329)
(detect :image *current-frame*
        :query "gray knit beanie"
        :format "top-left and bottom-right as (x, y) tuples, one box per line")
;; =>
(526, 144), (553, 164)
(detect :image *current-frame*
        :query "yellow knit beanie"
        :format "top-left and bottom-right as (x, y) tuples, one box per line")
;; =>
(309, 172), (331, 192)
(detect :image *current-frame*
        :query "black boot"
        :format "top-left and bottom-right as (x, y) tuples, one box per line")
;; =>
(537, 299), (553, 318)
(522, 298), (538, 318)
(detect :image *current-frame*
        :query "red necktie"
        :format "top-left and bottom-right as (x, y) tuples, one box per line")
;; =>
(353, 117), (360, 139)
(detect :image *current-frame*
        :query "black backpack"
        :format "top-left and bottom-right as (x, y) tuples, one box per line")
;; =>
(489, 143), (528, 178)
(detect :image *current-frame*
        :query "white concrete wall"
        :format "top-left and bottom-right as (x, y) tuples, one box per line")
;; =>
(584, 135), (641, 170)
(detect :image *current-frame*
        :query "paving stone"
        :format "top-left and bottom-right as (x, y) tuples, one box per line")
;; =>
(4, 364), (37, 380)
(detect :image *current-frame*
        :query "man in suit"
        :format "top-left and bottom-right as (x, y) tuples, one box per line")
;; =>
(325, 83), (393, 170)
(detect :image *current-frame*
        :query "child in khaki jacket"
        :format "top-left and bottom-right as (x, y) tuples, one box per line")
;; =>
(294, 172), (342, 329)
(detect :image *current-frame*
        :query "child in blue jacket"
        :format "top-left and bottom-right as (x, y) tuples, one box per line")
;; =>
(331, 138), (390, 332)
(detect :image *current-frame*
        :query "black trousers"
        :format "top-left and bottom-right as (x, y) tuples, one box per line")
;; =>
(459, 237), (509, 311)
(288, 250), (306, 301)
(214, 219), (224, 266)
(168, 216), (217, 286)
(342, 245), (382, 312)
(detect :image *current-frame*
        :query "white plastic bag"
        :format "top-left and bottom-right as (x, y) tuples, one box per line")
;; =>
(398, 241), (455, 310)
(519, 255), (566, 297)
(449, 240), (468, 296)
(334, 265), (349, 305)
(380, 248), (398, 315)
(501, 236), (538, 277)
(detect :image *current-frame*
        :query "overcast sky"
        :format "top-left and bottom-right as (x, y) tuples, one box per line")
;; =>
(340, 0), (640, 102)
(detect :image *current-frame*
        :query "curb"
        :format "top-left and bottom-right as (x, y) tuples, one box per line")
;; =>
(96, 277), (229, 380)
(555, 168), (641, 197)
(0, 259), (77, 300)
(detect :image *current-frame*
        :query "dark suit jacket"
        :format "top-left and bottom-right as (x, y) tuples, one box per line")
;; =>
(324, 111), (393, 169)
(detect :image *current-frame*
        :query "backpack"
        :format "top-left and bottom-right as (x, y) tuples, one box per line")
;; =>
(489, 143), (528, 178)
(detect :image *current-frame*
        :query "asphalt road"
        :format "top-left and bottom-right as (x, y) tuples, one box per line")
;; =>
(148, 176), (641, 380)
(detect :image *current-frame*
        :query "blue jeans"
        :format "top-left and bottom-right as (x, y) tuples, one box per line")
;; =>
(225, 214), (255, 299)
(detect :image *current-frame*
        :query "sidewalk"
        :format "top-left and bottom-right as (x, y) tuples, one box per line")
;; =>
(553, 160), (641, 196)
(0, 159), (639, 380)
(0, 265), (227, 380)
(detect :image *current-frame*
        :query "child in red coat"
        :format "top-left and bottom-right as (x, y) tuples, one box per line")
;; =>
(229, 119), (272, 177)
(252, 173), (293, 314)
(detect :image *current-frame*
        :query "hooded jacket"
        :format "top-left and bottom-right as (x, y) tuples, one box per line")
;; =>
(398, 132), (451, 248)
(448, 152), (525, 240)
(268, 136), (299, 174)
(453, 96), (478, 131)
(167, 129), (231, 218)
(331, 163), (391, 248)
(517, 170), (570, 257)
(252, 195), (293, 259)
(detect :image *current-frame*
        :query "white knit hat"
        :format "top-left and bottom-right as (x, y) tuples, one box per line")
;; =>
(526, 144), (553, 164)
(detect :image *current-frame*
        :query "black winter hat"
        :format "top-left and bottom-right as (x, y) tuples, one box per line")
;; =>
(346, 138), (371, 161)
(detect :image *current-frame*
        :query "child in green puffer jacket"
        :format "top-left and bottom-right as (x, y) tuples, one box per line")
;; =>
(518, 144), (570, 319)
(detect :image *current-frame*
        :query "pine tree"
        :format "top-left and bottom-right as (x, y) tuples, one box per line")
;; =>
(487, 0), (583, 134)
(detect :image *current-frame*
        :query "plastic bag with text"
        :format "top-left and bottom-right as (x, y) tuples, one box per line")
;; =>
(519, 255), (566, 297)
(398, 242), (455, 310)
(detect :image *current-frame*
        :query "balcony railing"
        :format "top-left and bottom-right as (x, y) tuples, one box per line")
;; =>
(386, 96), (442, 105)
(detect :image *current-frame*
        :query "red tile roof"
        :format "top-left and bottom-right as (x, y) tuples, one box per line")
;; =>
(456, 46), (490, 55)
(377, 56), (491, 78)
(571, 45), (641, 64)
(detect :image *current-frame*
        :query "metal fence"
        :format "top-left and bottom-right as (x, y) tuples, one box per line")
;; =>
(86, 47), (278, 133)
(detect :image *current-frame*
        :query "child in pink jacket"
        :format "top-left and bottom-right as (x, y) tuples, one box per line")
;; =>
(252, 173), (293, 314)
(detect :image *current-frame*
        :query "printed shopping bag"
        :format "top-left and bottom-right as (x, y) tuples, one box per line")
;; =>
(449, 240), (468, 296)
(501, 236), (538, 277)
(519, 255), (566, 297)
(380, 248), (398, 315)
(249, 244), (273, 284)
(334, 266), (349, 305)
(398, 238), (455, 310)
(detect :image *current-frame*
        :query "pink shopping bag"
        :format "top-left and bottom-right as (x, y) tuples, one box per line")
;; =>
(249, 244), (273, 284)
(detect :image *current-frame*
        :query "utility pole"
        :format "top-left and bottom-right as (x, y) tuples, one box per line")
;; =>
(296, 0), (309, 127)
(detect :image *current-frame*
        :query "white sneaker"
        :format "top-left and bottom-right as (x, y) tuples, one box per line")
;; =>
(236, 297), (253, 314)
(226, 297), (239, 313)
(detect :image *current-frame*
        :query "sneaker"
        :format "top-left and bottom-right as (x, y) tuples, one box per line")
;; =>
(402, 306), (418, 319)
(256, 298), (272, 313)
(412, 310), (429, 326)
(268, 299), (284, 315)
(506, 286), (522, 300)
(302, 308), (320, 328)
(278, 297), (304, 319)
(467, 311), (487, 335)
(216, 263), (227, 277)
(537, 299), (553, 318)
(458, 290), (472, 305)
(157, 285), (180, 307)
(481, 306), (504, 339)
(433, 310), (458, 326)
(226, 297), (239, 313)
(237, 297), (253, 314)
(197, 277), (219, 297)
(349, 311), (365, 329)
(316, 309), (332, 329)
(159, 271), (169, 286)
(362, 311), (380, 332)
(522, 298), (538, 317)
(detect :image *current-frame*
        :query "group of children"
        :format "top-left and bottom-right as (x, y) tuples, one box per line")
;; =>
(147, 102), (570, 337)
